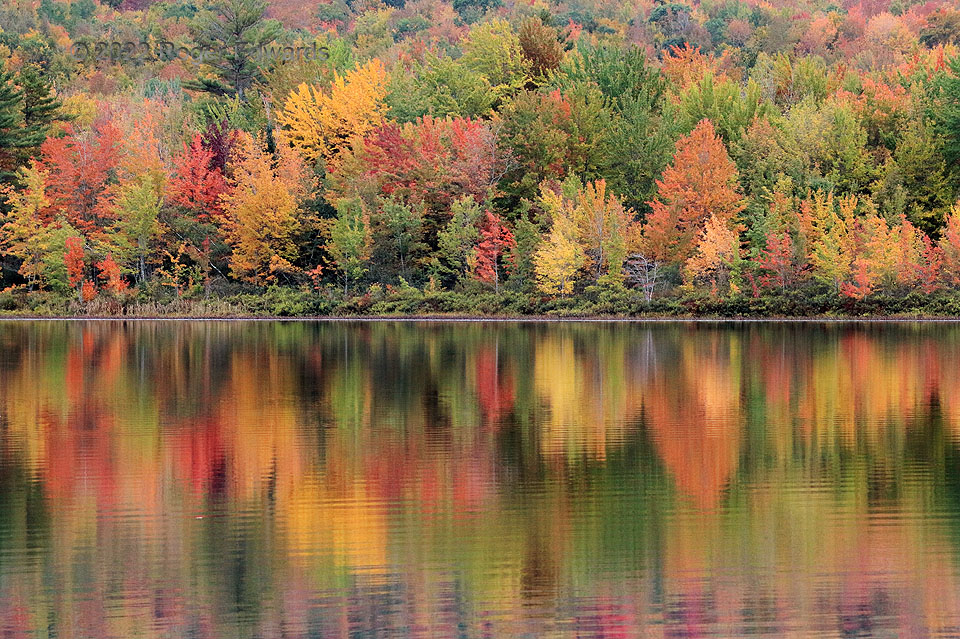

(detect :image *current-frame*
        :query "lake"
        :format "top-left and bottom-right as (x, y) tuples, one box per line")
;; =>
(0, 320), (958, 638)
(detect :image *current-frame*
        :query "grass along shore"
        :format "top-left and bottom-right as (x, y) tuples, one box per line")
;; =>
(6, 284), (960, 320)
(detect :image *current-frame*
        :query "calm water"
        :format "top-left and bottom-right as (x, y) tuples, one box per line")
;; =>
(1, 321), (960, 637)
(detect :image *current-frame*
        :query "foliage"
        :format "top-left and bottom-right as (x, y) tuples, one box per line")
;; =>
(0, 0), (958, 315)
(328, 198), (371, 295)
(644, 119), (744, 264)
(167, 134), (230, 220)
(685, 214), (741, 295)
(39, 121), (121, 236)
(471, 210), (515, 292)
(534, 198), (585, 297)
(112, 174), (162, 283)
(433, 196), (482, 287)
(219, 131), (309, 283)
(278, 59), (388, 168)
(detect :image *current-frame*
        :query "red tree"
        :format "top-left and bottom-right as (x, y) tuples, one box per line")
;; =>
(754, 231), (797, 291)
(472, 211), (516, 292)
(80, 280), (97, 302)
(64, 236), (85, 300)
(919, 236), (943, 293)
(97, 254), (129, 296)
(332, 116), (506, 223)
(167, 133), (230, 220)
(40, 121), (122, 235)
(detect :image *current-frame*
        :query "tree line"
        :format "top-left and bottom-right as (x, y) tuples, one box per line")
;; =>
(3, 0), (960, 314)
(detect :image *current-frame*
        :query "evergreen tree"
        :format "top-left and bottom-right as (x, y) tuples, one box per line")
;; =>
(0, 69), (25, 185)
(18, 65), (61, 158)
(187, 0), (281, 99)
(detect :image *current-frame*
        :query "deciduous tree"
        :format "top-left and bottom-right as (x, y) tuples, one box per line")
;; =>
(754, 231), (798, 291)
(571, 178), (636, 282)
(2, 162), (52, 289)
(645, 119), (744, 263)
(64, 236), (86, 300)
(433, 196), (482, 287)
(219, 131), (309, 283)
(471, 210), (515, 292)
(97, 254), (129, 297)
(327, 198), (371, 295)
(685, 214), (741, 294)
(534, 201), (585, 296)
(167, 133), (230, 220)
(940, 202), (960, 287)
(278, 59), (388, 168)
(112, 174), (162, 283)
(40, 120), (122, 236)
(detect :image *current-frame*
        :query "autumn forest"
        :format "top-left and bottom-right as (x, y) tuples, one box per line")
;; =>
(4, 0), (960, 316)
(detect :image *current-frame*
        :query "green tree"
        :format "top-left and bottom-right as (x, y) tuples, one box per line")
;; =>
(498, 88), (614, 206)
(376, 197), (423, 280)
(18, 65), (61, 160)
(432, 196), (482, 288)
(460, 20), (531, 99)
(386, 55), (497, 121)
(187, 0), (282, 99)
(112, 175), (162, 283)
(506, 212), (542, 290)
(328, 198), (371, 295)
(553, 43), (676, 212)
(0, 69), (24, 186)
(554, 42), (667, 108)
(679, 74), (772, 143)
(873, 121), (953, 235)
(935, 55), (960, 179)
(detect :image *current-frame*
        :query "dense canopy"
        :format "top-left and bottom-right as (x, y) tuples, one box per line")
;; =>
(3, 0), (960, 315)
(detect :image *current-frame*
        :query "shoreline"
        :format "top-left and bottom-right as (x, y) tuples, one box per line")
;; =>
(4, 314), (960, 322)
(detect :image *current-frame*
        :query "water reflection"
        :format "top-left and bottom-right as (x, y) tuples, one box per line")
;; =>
(0, 321), (959, 637)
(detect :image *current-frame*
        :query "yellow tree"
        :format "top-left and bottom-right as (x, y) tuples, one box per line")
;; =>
(535, 189), (586, 296)
(219, 131), (311, 283)
(940, 202), (960, 287)
(684, 214), (741, 294)
(808, 192), (856, 293)
(1, 162), (54, 289)
(277, 59), (388, 169)
(571, 179), (637, 283)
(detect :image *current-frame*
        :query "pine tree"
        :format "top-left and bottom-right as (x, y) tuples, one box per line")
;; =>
(0, 69), (24, 186)
(186, 0), (281, 99)
(18, 65), (61, 159)
(377, 198), (423, 280)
